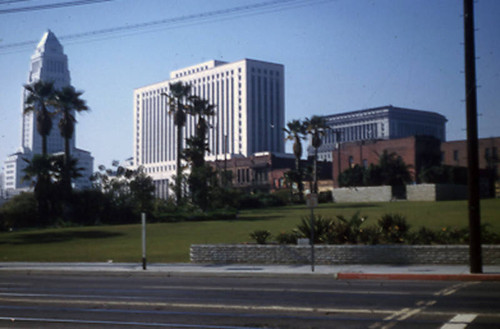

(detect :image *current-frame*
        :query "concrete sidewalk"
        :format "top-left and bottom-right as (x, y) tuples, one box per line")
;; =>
(1, 262), (500, 281)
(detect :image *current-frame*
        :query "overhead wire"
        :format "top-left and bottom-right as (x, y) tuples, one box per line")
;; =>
(0, 0), (112, 14)
(0, 0), (332, 55)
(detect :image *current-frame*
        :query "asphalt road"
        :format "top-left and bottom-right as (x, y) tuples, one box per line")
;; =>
(0, 273), (499, 328)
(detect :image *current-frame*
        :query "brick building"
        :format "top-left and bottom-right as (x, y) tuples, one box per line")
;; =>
(441, 137), (499, 175)
(442, 137), (499, 196)
(208, 152), (332, 193)
(332, 136), (442, 187)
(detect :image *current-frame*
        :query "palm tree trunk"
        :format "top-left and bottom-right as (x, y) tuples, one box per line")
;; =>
(176, 122), (183, 205)
(64, 135), (71, 195)
(313, 147), (318, 194)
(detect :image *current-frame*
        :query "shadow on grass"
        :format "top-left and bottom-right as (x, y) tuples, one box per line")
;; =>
(332, 203), (380, 209)
(234, 215), (283, 222)
(7, 230), (124, 245)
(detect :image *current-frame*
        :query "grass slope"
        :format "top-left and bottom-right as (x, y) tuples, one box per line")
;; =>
(0, 199), (498, 263)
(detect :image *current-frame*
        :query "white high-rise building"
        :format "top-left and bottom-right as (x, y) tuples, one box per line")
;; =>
(134, 59), (285, 198)
(2, 30), (93, 194)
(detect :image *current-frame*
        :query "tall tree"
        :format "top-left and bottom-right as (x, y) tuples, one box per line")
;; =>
(162, 82), (191, 205)
(283, 119), (306, 201)
(23, 80), (56, 224)
(54, 86), (89, 195)
(184, 96), (216, 210)
(23, 80), (56, 156)
(305, 115), (328, 194)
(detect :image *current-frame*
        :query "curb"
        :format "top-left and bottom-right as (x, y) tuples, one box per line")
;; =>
(0, 268), (337, 279)
(336, 272), (500, 281)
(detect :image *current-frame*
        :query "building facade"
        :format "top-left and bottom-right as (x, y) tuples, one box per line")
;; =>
(134, 59), (285, 199)
(441, 137), (499, 195)
(309, 105), (447, 161)
(332, 135), (442, 187)
(2, 30), (93, 193)
(208, 152), (332, 194)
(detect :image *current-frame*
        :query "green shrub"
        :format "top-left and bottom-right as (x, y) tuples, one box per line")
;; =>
(0, 193), (38, 230)
(481, 224), (500, 244)
(295, 215), (331, 244)
(358, 226), (381, 245)
(272, 189), (292, 205)
(435, 226), (469, 244)
(378, 213), (410, 243)
(408, 227), (438, 245)
(318, 191), (333, 203)
(323, 212), (366, 244)
(249, 230), (272, 244)
(276, 231), (299, 244)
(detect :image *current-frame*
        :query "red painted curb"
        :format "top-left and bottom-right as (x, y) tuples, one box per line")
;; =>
(337, 273), (500, 281)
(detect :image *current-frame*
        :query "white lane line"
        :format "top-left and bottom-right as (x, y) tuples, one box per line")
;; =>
(0, 296), (394, 315)
(440, 313), (478, 329)
(434, 282), (479, 297)
(370, 300), (437, 329)
(0, 316), (260, 329)
(144, 285), (418, 295)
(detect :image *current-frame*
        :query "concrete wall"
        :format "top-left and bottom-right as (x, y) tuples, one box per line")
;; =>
(332, 186), (392, 203)
(190, 244), (500, 265)
(407, 184), (468, 201)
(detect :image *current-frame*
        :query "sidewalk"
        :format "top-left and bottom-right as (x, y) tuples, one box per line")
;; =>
(1, 262), (500, 281)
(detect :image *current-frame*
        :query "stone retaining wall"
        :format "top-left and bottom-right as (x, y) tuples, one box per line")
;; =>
(190, 244), (500, 265)
(407, 184), (468, 201)
(331, 186), (392, 203)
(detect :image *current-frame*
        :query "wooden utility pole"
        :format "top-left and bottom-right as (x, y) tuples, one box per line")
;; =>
(463, 0), (482, 273)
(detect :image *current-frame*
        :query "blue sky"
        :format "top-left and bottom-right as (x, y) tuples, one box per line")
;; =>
(1, 0), (499, 170)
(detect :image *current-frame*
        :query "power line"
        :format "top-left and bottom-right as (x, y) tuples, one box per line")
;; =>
(0, 0), (112, 14)
(0, 0), (330, 54)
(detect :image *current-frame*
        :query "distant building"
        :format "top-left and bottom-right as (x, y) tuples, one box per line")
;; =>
(2, 30), (93, 194)
(332, 135), (442, 187)
(134, 59), (285, 199)
(441, 137), (499, 196)
(208, 152), (332, 194)
(309, 105), (447, 161)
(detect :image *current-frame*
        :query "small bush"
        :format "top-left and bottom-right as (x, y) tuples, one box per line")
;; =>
(276, 231), (299, 244)
(250, 230), (272, 244)
(378, 213), (410, 243)
(0, 193), (38, 230)
(408, 227), (438, 245)
(318, 191), (333, 203)
(435, 226), (469, 244)
(295, 215), (331, 244)
(358, 226), (381, 245)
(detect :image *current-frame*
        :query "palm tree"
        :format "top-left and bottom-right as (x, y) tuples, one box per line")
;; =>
(54, 86), (89, 195)
(184, 95), (216, 210)
(23, 80), (56, 156)
(162, 81), (191, 205)
(305, 115), (329, 194)
(186, 95), (216, 166)
(283, 119), (306, 201)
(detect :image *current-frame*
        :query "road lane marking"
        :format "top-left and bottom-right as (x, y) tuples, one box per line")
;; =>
(0, 316), (261, 329)
(434, 282), (479, 297)
(0, 296), (393, 315)
(143, 285), (419, 295)
(370, 300), (437, 329)
(440, 314), (478, 329)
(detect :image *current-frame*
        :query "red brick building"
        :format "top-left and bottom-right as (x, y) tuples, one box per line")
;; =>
(441, 137), (500, 176)
(208, 152), (332, 193)
(331, 136), (441, 187)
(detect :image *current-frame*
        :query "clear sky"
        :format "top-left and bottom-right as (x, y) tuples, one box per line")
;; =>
(1, 0), (499, 170)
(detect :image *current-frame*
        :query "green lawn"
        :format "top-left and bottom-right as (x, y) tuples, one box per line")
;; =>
(1, 199), (499, 263)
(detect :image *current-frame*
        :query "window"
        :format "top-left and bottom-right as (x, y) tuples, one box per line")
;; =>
(349, 156), (354, 167)
(453, 150), (459, 161)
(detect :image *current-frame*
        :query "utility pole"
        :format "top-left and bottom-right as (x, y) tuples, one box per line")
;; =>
(463, 0), (482, 273)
